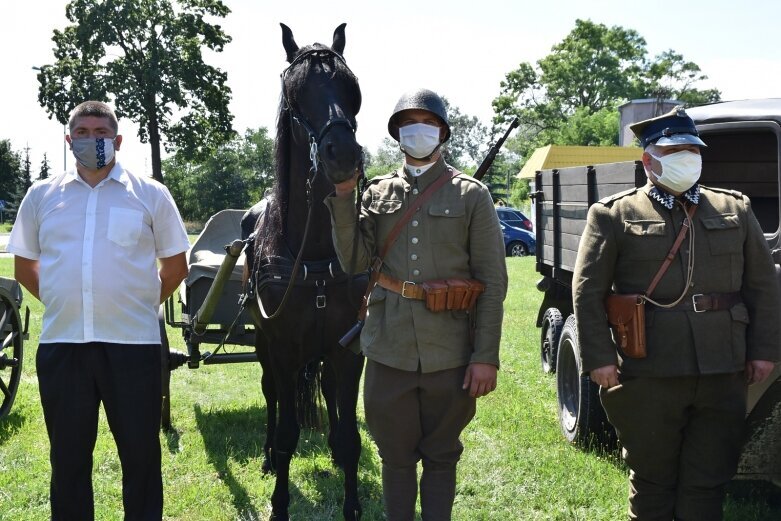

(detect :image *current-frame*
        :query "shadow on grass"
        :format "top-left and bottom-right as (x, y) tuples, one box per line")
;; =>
(194, 403), (266, 519)
(0, 411), (26, 445)
(194, 402), (383, 519)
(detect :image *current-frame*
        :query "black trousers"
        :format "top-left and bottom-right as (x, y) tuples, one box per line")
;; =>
(36, 342), (163, 521)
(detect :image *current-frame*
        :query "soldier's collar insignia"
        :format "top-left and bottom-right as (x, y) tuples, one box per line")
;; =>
(649, 184), (700, 209)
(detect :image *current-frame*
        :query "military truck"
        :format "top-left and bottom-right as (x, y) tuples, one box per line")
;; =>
(532, 98), (781, 490)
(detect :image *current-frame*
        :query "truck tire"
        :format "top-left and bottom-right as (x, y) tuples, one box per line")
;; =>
(556, 315), (617, 450)
(540, 307), (563, 373)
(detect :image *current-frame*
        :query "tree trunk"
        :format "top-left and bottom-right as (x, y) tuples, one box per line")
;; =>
(147, 94), (163, 184)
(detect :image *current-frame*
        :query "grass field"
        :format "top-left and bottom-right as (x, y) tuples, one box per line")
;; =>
(0, 257), (778, 520)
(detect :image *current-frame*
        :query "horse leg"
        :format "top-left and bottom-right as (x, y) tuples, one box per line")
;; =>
(256, 333), (277, 474)
(334, 352), (365, 521)
(321, 358), (341, 467)
(270, 369), (300, 521)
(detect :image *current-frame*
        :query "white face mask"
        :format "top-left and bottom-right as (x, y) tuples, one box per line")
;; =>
(649, 150), (702, 193)
(398, 123), (441, 160)
(70, 137), (116, 170)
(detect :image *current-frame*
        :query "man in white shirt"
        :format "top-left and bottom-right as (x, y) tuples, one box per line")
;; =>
(8, 101), (189, 520)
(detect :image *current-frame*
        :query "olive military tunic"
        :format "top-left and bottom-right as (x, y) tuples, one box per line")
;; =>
(574, 183), (780, 376)
(325, 157), (508, 373)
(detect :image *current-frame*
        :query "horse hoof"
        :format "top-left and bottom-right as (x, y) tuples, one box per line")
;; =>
(262, 460), (276, 475)
(269, 513), (289, 521)
(344, 508), (361, 520)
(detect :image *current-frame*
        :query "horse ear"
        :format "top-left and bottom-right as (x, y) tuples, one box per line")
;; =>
(331, 23), (346, 56)
(280, 23), (299, 63)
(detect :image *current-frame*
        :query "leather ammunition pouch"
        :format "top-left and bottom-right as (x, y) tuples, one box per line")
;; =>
(605, 294), (646, 359)
(377, 272), (485, 312)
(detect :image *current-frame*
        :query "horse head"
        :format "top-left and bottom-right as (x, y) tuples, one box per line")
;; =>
(279, 23), (363, 185)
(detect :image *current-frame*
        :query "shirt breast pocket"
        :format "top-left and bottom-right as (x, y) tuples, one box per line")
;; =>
(622, 220), (668, 259)
(108, 207), (144, 248)
(702, 214), (742, 255)
(428, 202), (465, 244)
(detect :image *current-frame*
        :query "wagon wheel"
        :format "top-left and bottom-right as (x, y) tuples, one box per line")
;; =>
(556, 315), (616, 450)
(0, 284), (23, 420)
(540, 307), (563, 374)
(158, 308), (173, 431)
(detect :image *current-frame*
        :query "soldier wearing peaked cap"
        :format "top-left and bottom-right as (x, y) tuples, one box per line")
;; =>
(573, 106), (780, 520)
(325, 88), (508, 520)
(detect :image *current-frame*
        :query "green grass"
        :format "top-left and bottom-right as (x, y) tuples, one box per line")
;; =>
(0, 257), (778, 520)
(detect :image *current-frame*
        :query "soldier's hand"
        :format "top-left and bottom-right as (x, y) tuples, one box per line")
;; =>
(463, 363), (497, 398)
(590, 364), (620, 389)
(746, 360), (776, 385)
(334, 170), (360, 198)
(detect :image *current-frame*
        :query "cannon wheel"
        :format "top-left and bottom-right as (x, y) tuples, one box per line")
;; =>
(556, 315), (616, 450)
(0, 284), (23, 419)
(158, 308), (173, 431)
(540, 307), (563, 373)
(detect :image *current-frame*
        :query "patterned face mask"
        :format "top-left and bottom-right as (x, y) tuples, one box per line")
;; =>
(649, 150), (702, 193)
(70, 137), (116, 170)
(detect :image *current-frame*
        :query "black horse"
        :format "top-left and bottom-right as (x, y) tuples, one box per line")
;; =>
(243, 23), (367, 521)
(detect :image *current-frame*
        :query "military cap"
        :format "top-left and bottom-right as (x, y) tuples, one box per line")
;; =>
(387, 88), (451, 142)
(630, 106), (707, 148)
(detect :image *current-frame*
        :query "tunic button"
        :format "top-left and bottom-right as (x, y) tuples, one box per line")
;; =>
(412, 269), (420, 276)
(411, 237), (419, 244)
(411, 220), (419, 227)
(412, 188), (419, 195)
(445, 209), (450, 215)
(411, 254), (418, 261)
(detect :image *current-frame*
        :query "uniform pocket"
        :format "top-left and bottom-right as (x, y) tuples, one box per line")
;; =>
(624, 220), (667, 236)
(702, 214), (741, 255)
(622, 220), (668, 260)
(428, 201), (466, 244)
(108, 207), (143, 248)
(367, 198), (402, 215)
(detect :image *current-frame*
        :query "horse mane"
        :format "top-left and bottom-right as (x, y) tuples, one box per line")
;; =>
(257, 43), (359, 258)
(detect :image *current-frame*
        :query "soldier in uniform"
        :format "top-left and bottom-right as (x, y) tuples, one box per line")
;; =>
(573, 107), (780, 520)
(325, 88), (508, 520)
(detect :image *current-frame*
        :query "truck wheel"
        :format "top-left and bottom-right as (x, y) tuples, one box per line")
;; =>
(540, 308), (563, 373)
(556, 315), (616, 450)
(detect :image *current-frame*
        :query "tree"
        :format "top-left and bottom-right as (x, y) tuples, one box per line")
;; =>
(36, 0), (235, 184)
(441, 98), (489, 171)
(39, 153), (52, 181)
(163, 127), (275, 222)
(0, 140), (21, 206)
(8, 147), (35, 217)
(364, 138), (402, 179)
(493, 19), (720, 155)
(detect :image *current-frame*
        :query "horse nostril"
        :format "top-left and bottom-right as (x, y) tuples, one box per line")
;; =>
(325, 142), (336, 160)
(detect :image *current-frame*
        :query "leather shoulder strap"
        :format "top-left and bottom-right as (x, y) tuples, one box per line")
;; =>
(645, 203), (697, 297)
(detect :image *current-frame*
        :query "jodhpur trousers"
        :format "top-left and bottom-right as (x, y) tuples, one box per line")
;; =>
(364, 360), (476, 521)
(36, 342), (163, 521)
(600, 372), (746, 521)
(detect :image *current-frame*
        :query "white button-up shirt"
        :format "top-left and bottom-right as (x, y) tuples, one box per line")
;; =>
(7, 162), (189, 344)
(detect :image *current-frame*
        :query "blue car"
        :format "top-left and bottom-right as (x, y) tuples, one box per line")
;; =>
(500, 220), (536, 257)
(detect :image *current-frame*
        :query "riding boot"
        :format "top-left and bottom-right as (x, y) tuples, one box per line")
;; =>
(420, 464), (457, 521)
(382, 464), (417, 521)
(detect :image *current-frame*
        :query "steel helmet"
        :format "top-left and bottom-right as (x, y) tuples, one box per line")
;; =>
(387, 88), (451, 142)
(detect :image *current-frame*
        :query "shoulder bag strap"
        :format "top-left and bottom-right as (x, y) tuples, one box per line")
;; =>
(645, 202), (697, 297)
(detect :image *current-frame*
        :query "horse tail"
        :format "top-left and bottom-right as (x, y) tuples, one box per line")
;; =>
(296, 359), (325, 431)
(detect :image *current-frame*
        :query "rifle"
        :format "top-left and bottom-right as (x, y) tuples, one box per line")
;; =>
(473, 117), (519, 181)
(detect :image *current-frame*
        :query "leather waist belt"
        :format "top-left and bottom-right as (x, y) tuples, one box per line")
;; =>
(376, 272), (426, 300)
(650, 292), (742, 312)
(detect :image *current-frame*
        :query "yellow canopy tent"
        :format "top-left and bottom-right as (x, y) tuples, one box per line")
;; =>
(518, 145), (642, 179)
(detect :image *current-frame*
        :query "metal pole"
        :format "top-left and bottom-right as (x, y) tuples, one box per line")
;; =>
(63, 124), (67, 172)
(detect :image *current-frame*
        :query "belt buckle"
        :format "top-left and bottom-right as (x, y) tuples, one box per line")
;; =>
(692, 293), (706, 313)
(401, 281), (416, 299)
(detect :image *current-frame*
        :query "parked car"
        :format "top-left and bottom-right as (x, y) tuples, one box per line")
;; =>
(497, 207), (533, 231)
(500, 220), (535, 257)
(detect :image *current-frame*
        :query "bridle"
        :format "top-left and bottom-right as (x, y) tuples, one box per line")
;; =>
(254, 47), (364, 321)
(280, 47), (361, 177)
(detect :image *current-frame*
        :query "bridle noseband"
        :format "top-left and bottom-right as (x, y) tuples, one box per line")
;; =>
(280, 48), (360, 175)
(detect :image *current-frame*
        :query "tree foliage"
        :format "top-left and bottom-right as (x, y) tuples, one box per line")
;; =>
(493, 19), (721, 157)
(39, 153), (52, 181)
(441, 98), (489, 171)
(163, 127), (274, 222)
(36, 0), (235, 183)
(0, 140), (21, 207)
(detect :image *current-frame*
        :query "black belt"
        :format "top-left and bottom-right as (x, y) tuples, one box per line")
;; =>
(650, 292), (742, 312)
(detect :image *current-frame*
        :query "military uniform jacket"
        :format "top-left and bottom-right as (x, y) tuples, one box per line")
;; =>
(573, 183), (780, 377)
(325, 158), (508, 373)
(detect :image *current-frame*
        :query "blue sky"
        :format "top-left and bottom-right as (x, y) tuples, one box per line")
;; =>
(2, 0), (780, 177)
